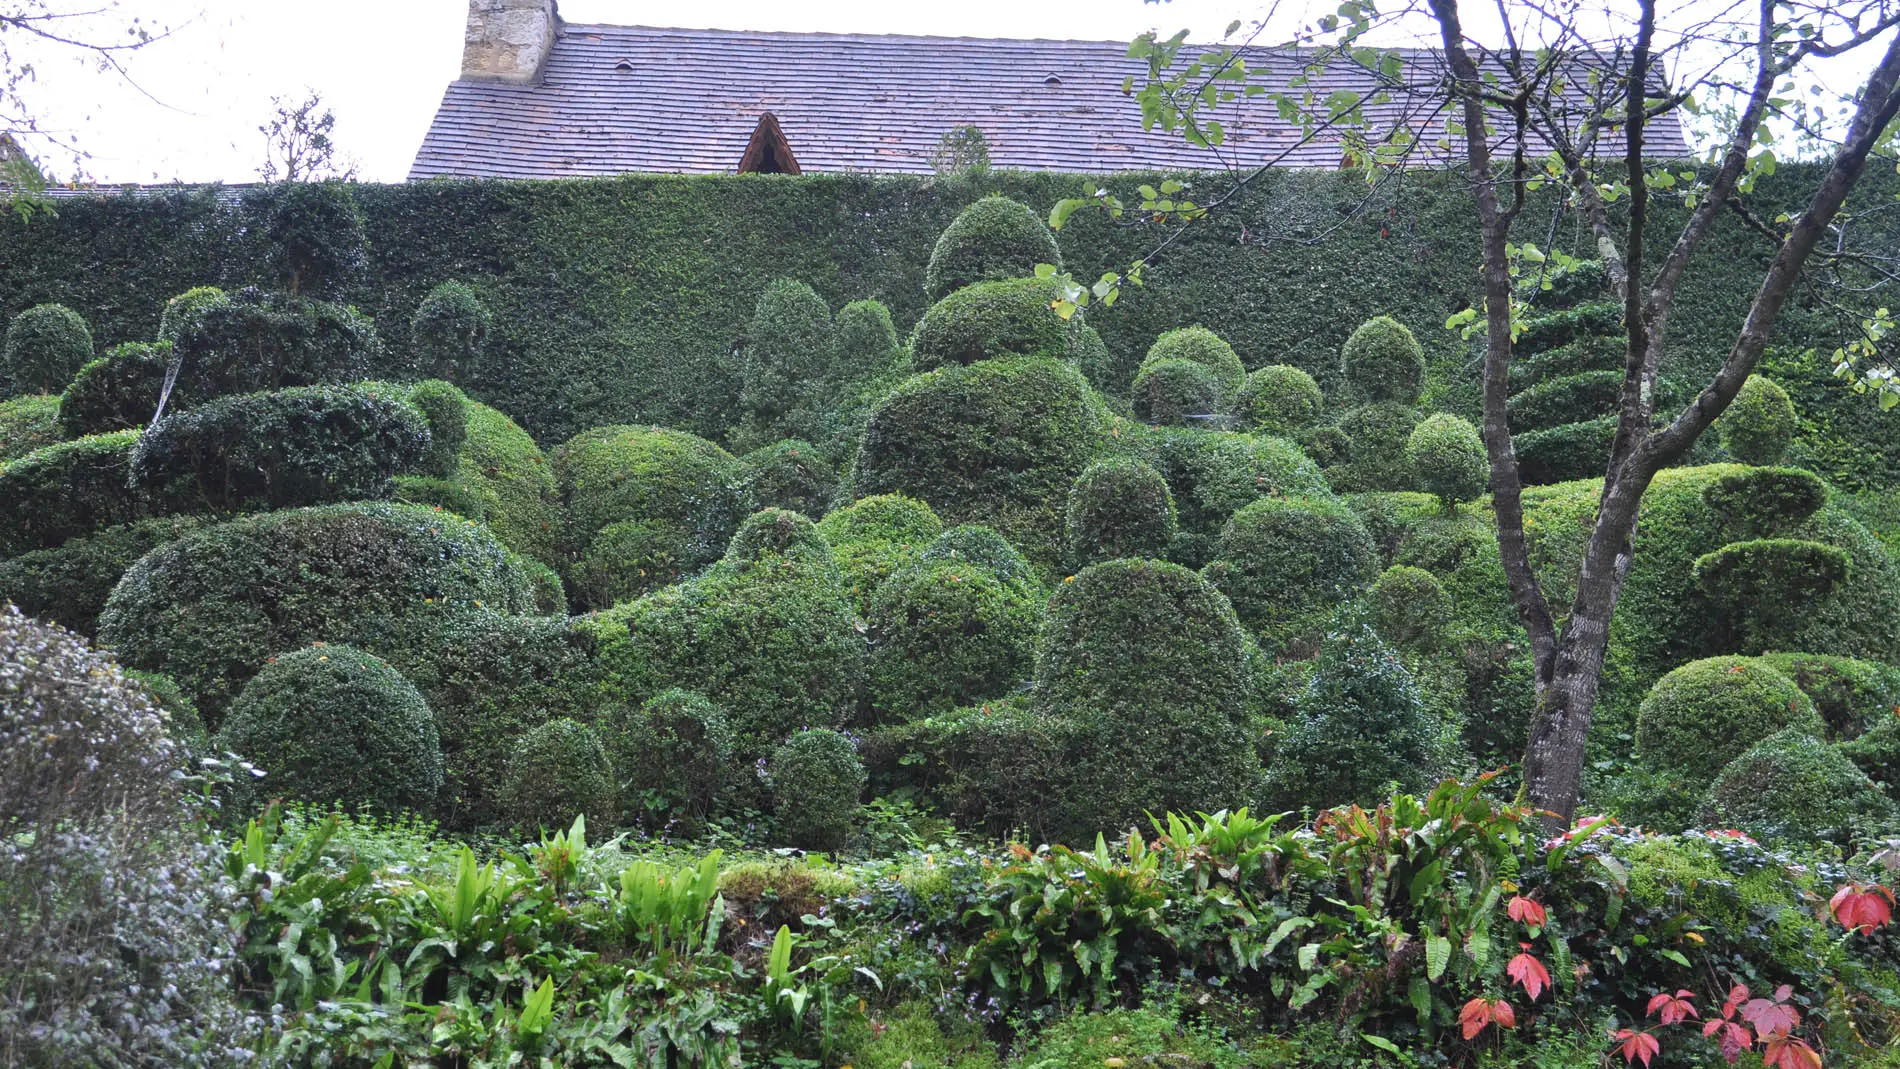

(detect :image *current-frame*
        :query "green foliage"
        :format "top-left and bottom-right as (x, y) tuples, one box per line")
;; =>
(618, 851), (723, 958)
(1297, 423), (1351, 467)
(817, 493), (942, 612)
(917, 523), (1036, 585)
(1719, 374), (1799, 465)
(1367, 564), (1452, 651)
(3, 302), (91, 396)
(219, 643), (443, 810)
(57, 341), (169, 437)
(862, 698), (1068, 839)
(1035, 558), (1258, 838)
(170, 286), (381, 403)
(157, 285), (225, 343)
(1016, 1004), (1244, 1069)
(0, 430), (161, 557)
(1514, 416), (1616, 485)
(98, 501), (539, 720)
(1749, 651), (1900, 739)
(0, 391), (60, 460)
(130, 385), (429, 512)
(1204, 495), (1379, 652)
(392, 474), (486, 520)
(1267, 623), (1434, 808)
(501, 717), (618, 833)
(610, 688), (735, 828)
(450, 399), (556, 558)
(723, 507), (832, 568)
(908, 277), (1080, 371)
(1340, 315), (1423, 404)
(770, 727), (866, 851)
(573, 519), (688, 608)
(834, 298), (903, 382)
(738, 439), (836, 518)
(406, 379), (469, 478)
(924, 195), (1061, 301)
(866, 556), (1040, 722)
(739, 278), (835, 446)
(854, 356), (1103, 568)
(1701, 727), (1897, 844)
(1504, 369), (1621, 432)
(411, 280), (491, 381)
(1130, 357), (1225, 426)
(1692, 538), (1853, 653)
(1130, 427), (1331, 561)
(245, 181), (368, 298)
(1331, 401), (1422, 492)
(1634, 656), (1824, 825)
(1406, 412), (1488, 507)
(1144, 325), (1246, 396)
(1065, 456), (1177, 568)
(0, 515), (207, 636)
(1237, 364), (1323, 436)
(1701, 465), (1828, 536)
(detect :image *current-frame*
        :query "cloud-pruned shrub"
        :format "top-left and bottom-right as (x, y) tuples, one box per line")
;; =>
(1406, 413), (1488, 508)
(1237, 364), (1323, 436)
(924, 194), (1061, 301)
(1718, 374), (1798, 465)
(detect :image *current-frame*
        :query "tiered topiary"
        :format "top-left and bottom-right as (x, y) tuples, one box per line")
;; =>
(1034, 558), (1258, 839)
(0, 431), (160, 557)
(1131, 358), (1225, 426)
(553, 424), (742, 609)
(1237, 364), (1323, 436)
(738, 279), (835, 447)
(1504, 263), (1627, 484)
(817, 493), (943, 613)
(58, 342), (171, 437)
(866, 544), (1041, 722)
(609, 688), (735, 828)
(1266, 623), (1435, 808)
(1204, 495), (1379, 652)
(1701, 727), (1897, 844)
(1717, 374), (1799, 465)
(1693, 538), (1852, 654)
(907, 277), (1081, 371)
(169, 286), (381, 403)
(1633, 655), (1825, 826)
(3, 302), (92, 396)
(217, 643), (443, 812)
(738, 439), (836, 518)
(0, 392), (60, 461)
(1367, 565), (1453, 651)
(1406, 413), (1488, 509)
(1064, 457), (1177, 568)
(923, 194), (1061, 301)
(98, 501), (540, 722)
(854, 356), (1103, 568)
(0, 515), (207, 636)
(500, 717), (618, 833)
(411, 280), (491, 381)
(770, 728), (866, 852)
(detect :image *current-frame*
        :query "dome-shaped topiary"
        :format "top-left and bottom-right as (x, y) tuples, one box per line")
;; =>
(1131, 358), (1226, 426)
(610, 688), (735, 827)
(3, 303), (92, 397)
(1701, 466), (1827, 536)
(58, 342), (171, 437)
(738, 439), (836, 518)
(1238, 364), (1324, 436)
(1132, 429), (1331, 565)
(219, 643), (442, 812)
(405, 379), (469, 478)
(0, 392), (61, 461)
(1717, 374), (1799, 466)
(0, 430), (165, 558)
(1693, 539), (1852, 653)
(739, 279), (835, 445)
(574, 519), (690, 608)
(1367, 565), (1453, 650)
(1143, 326), (1246, 397)
(1750, 651), (1900, 740)
(1701, 727), (1896, 844)
(1204, 495), (1380, 651)
(1266, 622), (1436, 808)
(1341, 315), (1424, 404)
(1406, 412), (1488, 508)
(1636, 656), (1824, 784)
(501, 717), (618, 832)
(908, 277), (1079, 371)
(867, 558), (1041, 722)
(916, 523), (1036, 586)
(1065, 456), (1177, 567)
(722, 507), (832, 569)
(924, 195), (1062, 301)
(157, 285), (224, 344)
(769, 727), (866, 851)
(835, 299), (903, 382)
(456, 400), (561, 566)
(817, 493), (943, 612)
(1333, 400), (1423, 492)
(411, 280), (491, 381)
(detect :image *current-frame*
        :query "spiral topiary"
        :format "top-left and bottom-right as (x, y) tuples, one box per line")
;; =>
(769, 727), (866, 852)
(1406, 412), (1488, 508)
(3, 303), (92, 397)
(501, 717), (618, 833)
(1340, 315), (1424, 404)
(1131, 358), (1226, 426)
(1143, 326), (1246, 397)
(1237, 364), (1324, 436)
(1064, 456), (1177, 567)
(1717, 374), (1799, 466)
(924, 195), (1062, 301)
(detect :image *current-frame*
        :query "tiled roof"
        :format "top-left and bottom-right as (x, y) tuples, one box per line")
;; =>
(408, 25), (1694, 179)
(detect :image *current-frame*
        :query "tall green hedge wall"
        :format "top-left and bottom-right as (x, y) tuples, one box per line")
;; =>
(3, 167), (1892, 481)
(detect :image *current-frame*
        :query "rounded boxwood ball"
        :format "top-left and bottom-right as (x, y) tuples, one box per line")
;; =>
(3, 303), (92, 397)
(924, 195), (1061, 301)
(738, 439), (836, 518)
(218, 644), (442, 812)
(917, 523), (1036, 586)
(1065, 456), (1177, 567)
(501, 717), (618, 833)
(1144, 326), (1246, 397)
(1635, 656), (1824, 782)
(575, 519), (690, 608)
(1341, 315), (1424, 403)
(1205, 495), (1380, 649)
(908, 277), (1077, 371)
(723, 507), (832, 568)
(1367, 565), (1452, 650)
(157, 286), (225, 344)
(770, 727), (866, 852)
(1238, 364), (1323, 435)
(611, 688), (734, 826)
(1701, 727), (1897, 844)
(1406, 413), (1488, 507)
(867, 559), (1040, 722)
(1131, 358), (1225, 426)
(1718, 374), (1798, 466)
(410, 280), (490, 381)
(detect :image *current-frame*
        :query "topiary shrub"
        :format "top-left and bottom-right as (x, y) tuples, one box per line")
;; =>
(0, 608), (247, 1067)
(411, 280), (491, 381)
(739, 439), (836, 517)
(1751, 651), (1900, 740)
(170, 286), (381, 404)
(1266, 623), (1435, 808)
(0, 430), (160, 557)
(1034, 558), (1258, 839)
(1842, 716), (1900, 792)
(0, 515), (207, 636)
(458, 400), (560, 565)
(1340, 315), (1424, 404)
(405, 379), (469, 478)
(769, 727), (866, 852)
(1367, 565), (1453, 651)
(1504, 369), (1622, 432)
(246, 181), (368, 298)
(1701, 465), (1827, 538)
(1635, 655), (1824, 796)
(908, 277), (1081, 372)
(1297, 424), (1351, 467)
(1142, 326), (1246, 397)
(0, 391), (60, 461)
(1514, 415), (1616, 485)
(1719, 374), (1798, 465)
(1237, 364), (1323, 436)
(1331, 400), (1422, 492)
(917, 523), (1037, 586)
(393, 474), (487, 521)
(1700, 727), (1897, 844)
(866, 557), (1040, 723)
(57, 341), (170, 437)
(500, 717), (618, 833)
(861, 698), (1069, 840)
(818, 493), (943, 612)
(723, 507), (832, 568)
(1204, 495), (1379, 652)
(157, 285), (225, 344)
(835, 298), (903, 382)
(130, 385), (429, 513)
(924, 194), (1062, 301)
(1065, 457), (1177, 568)
(739, 279), (835, 446)
(609, 688), (734, 828)
(1693, 539), (1853, 653)
(573, 519), (689, 608)
(854, 356), (1103, 568)
(1129, 428), (1331, 565)
(98, 501), (539, 722)
(218, 643), (443, 812)
(3, 302), (92, 397)
(1406, 413), (1488, 508)
(1130, 357), (1225, 426)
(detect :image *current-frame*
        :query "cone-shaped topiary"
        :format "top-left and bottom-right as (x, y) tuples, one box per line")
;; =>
(501, 717), (618, 833)
(1701, 727), (1897, 844)
(1341, 315), (1424, 403)
(924, 194), (1062, 301)
(1143, 326), (1246, 397)
(1237, 364), (1323, 436)
(769, 727), (866, 851)
(3, 303), (92, 397)
(1718, 374), (1799, 465)
(1131, 358), (1226, 426)
(1204, 495), (1379, 652)
(1406, 413), (1488, 508)
(1065, 456), (1177, 568)
(411, 280), (491, 381)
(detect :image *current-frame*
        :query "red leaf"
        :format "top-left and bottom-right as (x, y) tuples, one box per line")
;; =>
(1830, 883), (1894, 934)
(1460, 997), (1506, 1040)
(1507, 894), (1549, 928)
(1647, 990), (1699, 1026)
(1742, 998), (1801, 1041)
(1489, 1000), (1517, 1029)
(1763, 1035), (1822, 1069)
(1612, 1029), (1661, 1067)
(1701, 1020), (1751, 1064)
(1506, 948), (1551, 1001)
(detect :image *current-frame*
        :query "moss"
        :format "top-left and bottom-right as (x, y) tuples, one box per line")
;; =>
(1340, 315), (1424, 404)
(58, 343), (170, 439)
(0, 392), (61, 461)
(608, 688), (734, 828)
(1719, 374), (1798, 465)
(1204, 495), (1379, 653)
(3, 302), (92, 396)
(923, 194), (1061, 301)
(1238, 364), (1323, 436)
(501, 717), (618, 833)
(1065, 456), (1177, 568)
(848, 1000), (997, 1069)
(0, 515), (208, 636)
(1406, 412), (1488, 507)
(218, 643), (442, 813)
(866, 557), (1041, 722)
(1017, 1005), (1248, 1069)
(908, 277), (1082, 372)
(410, 280), (490, 381)
(817, 493), (943, 613)
(738, 439), (836, 518)
(1144, 326), (1247, 397)
(1330, 401), (1422, 492)
(1131, 357), (1226, 426)
(769, 727), (865, 852)
(0, 430), (161, 557)
(1702, 727), (1897, 844)
(1368, 565), (1453, 651)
